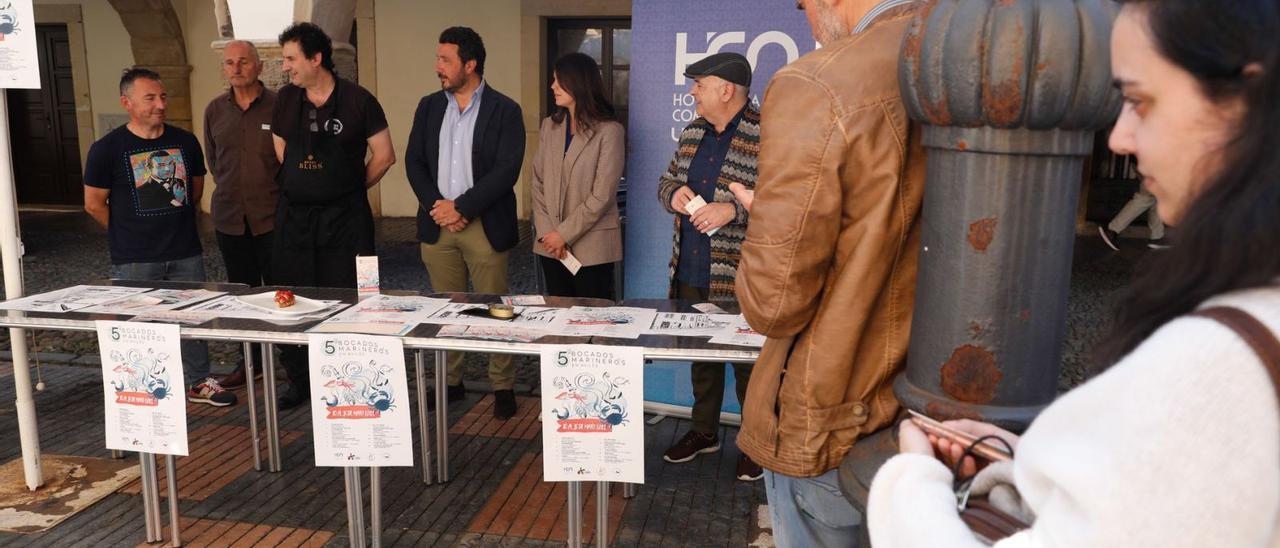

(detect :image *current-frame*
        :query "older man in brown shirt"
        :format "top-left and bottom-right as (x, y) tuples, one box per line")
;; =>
(203, 40), (281, 387)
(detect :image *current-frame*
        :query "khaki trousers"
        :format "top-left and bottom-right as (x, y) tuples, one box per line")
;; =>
(420, 217), (514, 389)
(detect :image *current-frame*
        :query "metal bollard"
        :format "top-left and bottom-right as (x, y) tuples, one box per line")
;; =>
(839, 0), (1124, 510)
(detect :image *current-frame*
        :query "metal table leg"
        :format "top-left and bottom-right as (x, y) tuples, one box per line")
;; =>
(623, 483), (638, 499)
(433, 350), (449, 483)
(139, 453), (162, 543)
(415, 351), (433, 484)
(165, 455), (182, 547)
(370, 467), (382, 548)
(596, 481), (609, 548)
(110, 449), (123, 459)
(566, 481), (583, 548)
(344, 467), (366, 547)
(263, 344), (281, 472)
(243, 342), (261, 472)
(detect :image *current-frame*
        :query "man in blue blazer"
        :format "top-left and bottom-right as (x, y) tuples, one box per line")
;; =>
(405, 26), (526, 420)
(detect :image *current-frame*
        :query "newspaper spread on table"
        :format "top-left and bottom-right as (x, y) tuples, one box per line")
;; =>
(708, 315), (766, 347)
(79, 289), (226, 315)
(0, 285), (151, 313)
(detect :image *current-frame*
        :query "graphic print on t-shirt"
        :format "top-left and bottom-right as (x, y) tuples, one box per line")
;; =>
(128, 148), (189, 212)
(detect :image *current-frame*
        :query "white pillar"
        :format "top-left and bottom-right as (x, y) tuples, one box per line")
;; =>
(0, 94), (44, 490)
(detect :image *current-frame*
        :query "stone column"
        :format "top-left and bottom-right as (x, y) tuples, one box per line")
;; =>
(108, 0), (194, 130)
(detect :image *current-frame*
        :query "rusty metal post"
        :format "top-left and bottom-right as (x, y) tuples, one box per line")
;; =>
(839, 0), (1122, 513)
(894, 0), (1122, 428)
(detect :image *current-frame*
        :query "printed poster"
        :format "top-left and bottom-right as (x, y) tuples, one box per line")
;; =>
(0, 0), (40, 89)
(96, 321), (188, 455)
(541, 345), (645, 484)
(308, 334), (413, 467)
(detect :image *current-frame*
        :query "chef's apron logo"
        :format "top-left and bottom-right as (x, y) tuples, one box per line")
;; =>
(324, 118), (344, 135)
(299, 154), (324, 171)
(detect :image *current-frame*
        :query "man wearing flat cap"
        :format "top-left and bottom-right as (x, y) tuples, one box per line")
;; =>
(655, 51), (763, 481)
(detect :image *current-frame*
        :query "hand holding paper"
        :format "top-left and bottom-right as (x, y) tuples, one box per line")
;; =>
(685, 196), (734, 236)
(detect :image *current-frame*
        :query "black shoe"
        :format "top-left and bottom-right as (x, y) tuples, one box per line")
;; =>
(663, 431), (720, 463)
(1098, 226), (1121, 251)
(277, 388), (308, 411)
(493, 389), (517, 420)
(426, 383), (466, 411)
(1147, 238), (1171, 250)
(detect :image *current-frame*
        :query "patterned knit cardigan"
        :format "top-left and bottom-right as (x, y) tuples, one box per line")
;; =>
(656, 104), (761, 303)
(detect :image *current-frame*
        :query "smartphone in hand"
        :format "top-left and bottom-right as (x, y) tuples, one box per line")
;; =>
(908, 410), (1013, 462)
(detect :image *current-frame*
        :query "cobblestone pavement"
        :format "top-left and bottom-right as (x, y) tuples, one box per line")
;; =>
(1, 209), (1149, 392)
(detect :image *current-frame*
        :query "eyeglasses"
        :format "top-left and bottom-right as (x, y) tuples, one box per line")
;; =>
(308, 107), (318, 133)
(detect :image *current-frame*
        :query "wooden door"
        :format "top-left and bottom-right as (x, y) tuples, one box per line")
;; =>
(6, 24), (83, 205)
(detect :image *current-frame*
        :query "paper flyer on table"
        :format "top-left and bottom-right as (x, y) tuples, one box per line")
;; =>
(131, 310), (219, 326)
(501, 295), (546, 306)
(418, 303), (565, 328)
(436, 324), (547, 343)
(541, 344), (644, 483)
(308, 334), (414, 467)
(550, 307), (658, 339)
(645, 312), (739, 337)
(308, 294), (449, 335)
(80, 289), (225, 315)
(0, 285), (151, 313)
(708, 315), (767, 347)
(96, 321), (188, 455)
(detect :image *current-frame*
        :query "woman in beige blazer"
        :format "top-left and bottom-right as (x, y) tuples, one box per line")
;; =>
(531, 52), (625, 300)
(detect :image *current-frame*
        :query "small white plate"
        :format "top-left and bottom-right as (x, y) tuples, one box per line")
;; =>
(236, 292), (329, 317)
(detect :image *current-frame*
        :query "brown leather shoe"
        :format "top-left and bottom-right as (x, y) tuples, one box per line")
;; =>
(219, 363), (263, 389)
(220, 364), (248, 389)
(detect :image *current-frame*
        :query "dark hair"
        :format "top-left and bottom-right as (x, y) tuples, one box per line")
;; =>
(439, 26), (486, 76)
(279, 22), (335, 74)
(119, 67), (161, 96)
(1099, 0), (1280, 365)
(550, 53), (616, 131)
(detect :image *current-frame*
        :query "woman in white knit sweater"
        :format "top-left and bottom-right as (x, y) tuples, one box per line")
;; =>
(869, 1), (1280, 546)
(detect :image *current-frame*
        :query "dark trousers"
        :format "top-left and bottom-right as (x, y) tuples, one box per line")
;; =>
(676, 281), (753, 435)
(540, 255), (615, 301)
(216, 221), (273, 370)
(215, 221), (274, 287)
(272, 200), (373, 396)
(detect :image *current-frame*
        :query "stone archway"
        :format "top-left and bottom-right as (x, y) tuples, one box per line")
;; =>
(107, 0), (195, 130)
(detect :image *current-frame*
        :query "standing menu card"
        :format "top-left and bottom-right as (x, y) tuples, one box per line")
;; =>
(308, 333), (413, 467)
(541, 344), (645, 484)
(96, 321), (189, 455)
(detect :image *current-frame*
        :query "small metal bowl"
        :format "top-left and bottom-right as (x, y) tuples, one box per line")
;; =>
(488, 303), (515, 319)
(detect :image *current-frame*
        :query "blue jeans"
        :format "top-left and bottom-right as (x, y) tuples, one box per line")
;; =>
(765, 468), (862, 548)
(110, 254), (210, 386)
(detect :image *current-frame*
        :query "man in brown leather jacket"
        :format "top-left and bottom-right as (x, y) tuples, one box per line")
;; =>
(733, 0), (926, 545)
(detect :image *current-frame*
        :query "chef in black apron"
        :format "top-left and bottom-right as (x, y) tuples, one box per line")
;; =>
(271, 82), (375, 289)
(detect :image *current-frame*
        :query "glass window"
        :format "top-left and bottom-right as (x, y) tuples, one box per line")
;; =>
(612, 70), (630, 109)
(557, 28), (603, 64)
(612, 29), (631, 66)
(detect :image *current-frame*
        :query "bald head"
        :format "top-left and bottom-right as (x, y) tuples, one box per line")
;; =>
(222, 40), (263, 91)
